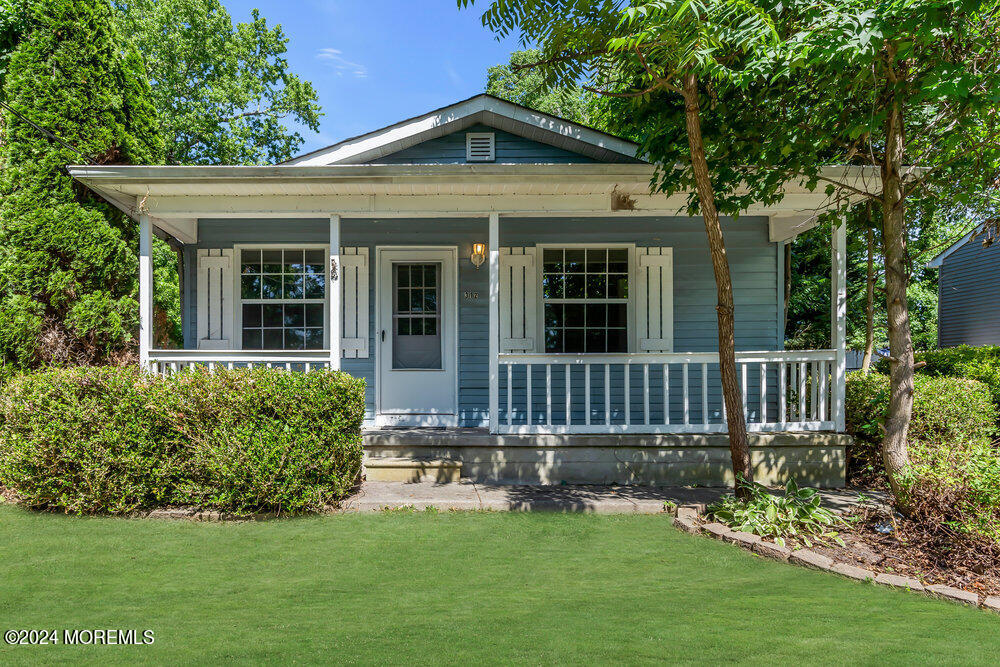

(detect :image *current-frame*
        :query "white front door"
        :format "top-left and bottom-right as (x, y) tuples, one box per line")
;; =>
(376, 248), (458, 426)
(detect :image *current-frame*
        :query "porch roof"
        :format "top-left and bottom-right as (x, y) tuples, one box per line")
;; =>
(68, 163), (875, 246)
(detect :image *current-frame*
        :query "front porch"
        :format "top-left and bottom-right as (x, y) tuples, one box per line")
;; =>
(136, 211), (847, 438)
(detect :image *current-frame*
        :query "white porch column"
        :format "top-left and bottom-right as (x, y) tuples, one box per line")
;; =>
(488, 213), (500, 434)
(831, 218), (847, 431)
(139, 212), (153, 370)
(329, 214), (342, 371)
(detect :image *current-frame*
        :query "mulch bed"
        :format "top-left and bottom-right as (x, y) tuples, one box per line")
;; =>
(806, 504), (1000, 598)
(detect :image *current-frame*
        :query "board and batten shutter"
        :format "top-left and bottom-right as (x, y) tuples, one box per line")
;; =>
(636, 247), (674, 352)
(339, 247), (369, 358)
(196, 249), (234, 350)
(499, 247), (537, 352)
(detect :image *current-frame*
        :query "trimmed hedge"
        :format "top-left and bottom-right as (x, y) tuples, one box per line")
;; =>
(0, 366), (365, 515)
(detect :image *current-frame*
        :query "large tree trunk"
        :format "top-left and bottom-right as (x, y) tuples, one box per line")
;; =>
(880, 53), (913, 502)
(860, 216), (876, 374)
(682, 72), (753, 497)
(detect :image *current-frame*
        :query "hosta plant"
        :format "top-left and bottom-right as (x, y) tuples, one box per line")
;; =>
(708, 479), (849, 548)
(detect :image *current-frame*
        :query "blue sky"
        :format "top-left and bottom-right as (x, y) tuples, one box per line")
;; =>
(221, 0), (522, 156)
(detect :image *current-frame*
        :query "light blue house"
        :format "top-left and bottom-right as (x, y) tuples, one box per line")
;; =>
(72, 95), (852, 486)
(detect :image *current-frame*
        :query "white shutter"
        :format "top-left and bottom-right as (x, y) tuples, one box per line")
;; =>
(636, 247), (674, 352)
(499, 247), (537, 352)
(196, 249), (234, 350)
(339, 247), (369, 358)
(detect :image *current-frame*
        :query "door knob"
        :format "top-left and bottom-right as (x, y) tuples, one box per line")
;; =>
(381, 329), (386, 342)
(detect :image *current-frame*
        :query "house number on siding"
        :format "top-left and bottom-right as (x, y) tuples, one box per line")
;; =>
(464, 291), (480, 300)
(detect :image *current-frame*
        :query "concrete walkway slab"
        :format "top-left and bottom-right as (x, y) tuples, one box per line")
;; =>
(340, 482), (880, 514)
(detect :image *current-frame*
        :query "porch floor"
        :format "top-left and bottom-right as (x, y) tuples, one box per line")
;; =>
(341, 481), (876, 514)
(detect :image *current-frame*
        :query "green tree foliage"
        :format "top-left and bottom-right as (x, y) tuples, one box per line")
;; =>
(0, 0), (163, 379)
(112, 0), (321, 165)
(463, 0), (785, 494)
(486, 49), (594, 122)
(742, 0), (1000, 499)
(785, 203), (964, 353)
(0, 0), (31, 98)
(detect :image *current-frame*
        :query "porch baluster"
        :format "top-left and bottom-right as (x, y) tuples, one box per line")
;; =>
(604, 364), (611, 426)
(682, 363), (690, 426)
(565, 364), (571, 426)
(798, 361), (807, 421)
(545, 364), (552, 426)
(741, 363), (748, 421)
(506, 365), (513, 426)
(643, 364), (650, 426)
(701, 362), (709, 426)
(662, 364), (670, 425)
(760, 362), (767, 425)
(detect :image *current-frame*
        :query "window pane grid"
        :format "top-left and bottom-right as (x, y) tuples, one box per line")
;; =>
(240, 248), (326, 351)
(543, 248), (629, 354)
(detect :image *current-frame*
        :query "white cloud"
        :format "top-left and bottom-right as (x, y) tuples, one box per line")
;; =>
(316, 48), (368, 78)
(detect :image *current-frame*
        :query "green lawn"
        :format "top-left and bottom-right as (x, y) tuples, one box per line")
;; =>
(0, 506), (997, 665)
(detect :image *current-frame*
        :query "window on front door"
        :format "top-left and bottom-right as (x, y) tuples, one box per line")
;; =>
(239, 248), (326, 350)
(542, 247), (629, 353)
(392, 263), (442, 369)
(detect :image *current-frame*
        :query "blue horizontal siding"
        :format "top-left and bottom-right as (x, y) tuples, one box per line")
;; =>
(939, 237), (1000, 347)
(185, 216), (779, 426)
(377, 123), (609, 164)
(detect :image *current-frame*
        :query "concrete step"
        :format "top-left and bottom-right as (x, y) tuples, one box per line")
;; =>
(363, 457), (463, 483)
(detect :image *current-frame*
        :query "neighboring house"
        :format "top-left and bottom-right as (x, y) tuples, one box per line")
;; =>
(71, 94), (854, 486)
(928, 225), (1000, 347)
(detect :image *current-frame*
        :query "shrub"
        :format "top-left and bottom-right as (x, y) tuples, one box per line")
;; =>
(876, 345), (1000, 414)
(846, 371), (1000, 543)
(904, 440), (1000, 542)
(846, 371), (996, 449)
(0, 366), (365, 515)
(708, 479), (848, 547)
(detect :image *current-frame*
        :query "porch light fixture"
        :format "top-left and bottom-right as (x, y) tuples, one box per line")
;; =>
(471, 242), (487, 269)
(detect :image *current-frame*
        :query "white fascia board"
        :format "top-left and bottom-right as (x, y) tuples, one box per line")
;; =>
(926, 224), (983, 268)
(283, 95), (640, 166)
(478, 96), (640, 160)
(137, 192), (840, 219)
(87, 186), (199, 244)
(68, 163), (657, 182)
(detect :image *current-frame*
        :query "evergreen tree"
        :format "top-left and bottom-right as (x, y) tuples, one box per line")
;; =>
(0, 0), (162, 378)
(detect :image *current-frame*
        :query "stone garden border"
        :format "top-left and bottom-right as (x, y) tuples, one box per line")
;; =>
(669, 504), (1000, 614)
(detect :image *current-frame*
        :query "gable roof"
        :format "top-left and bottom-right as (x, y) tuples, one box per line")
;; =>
(927, 224), (986, 268)
(284, 94), (642, 166)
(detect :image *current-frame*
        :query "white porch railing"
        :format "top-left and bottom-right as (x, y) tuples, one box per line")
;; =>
(147, 350), (333, 376)
(496, 350), (839, 434)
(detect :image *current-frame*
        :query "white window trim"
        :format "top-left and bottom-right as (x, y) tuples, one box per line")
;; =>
(534, 243), (638, 354)
(233, 243), (331, 351)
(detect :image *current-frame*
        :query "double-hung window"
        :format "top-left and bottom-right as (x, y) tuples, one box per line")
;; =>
(542, 247), (629, 353)
(239, 248), (327, 350)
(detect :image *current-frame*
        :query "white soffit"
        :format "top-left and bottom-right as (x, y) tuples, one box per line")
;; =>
(769, 214), (822, 243)
(283, 94), (642, 166)
(926, 224), (984, 268)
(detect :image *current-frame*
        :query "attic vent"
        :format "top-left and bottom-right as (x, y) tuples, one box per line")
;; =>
(466, 132), (495, 162)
